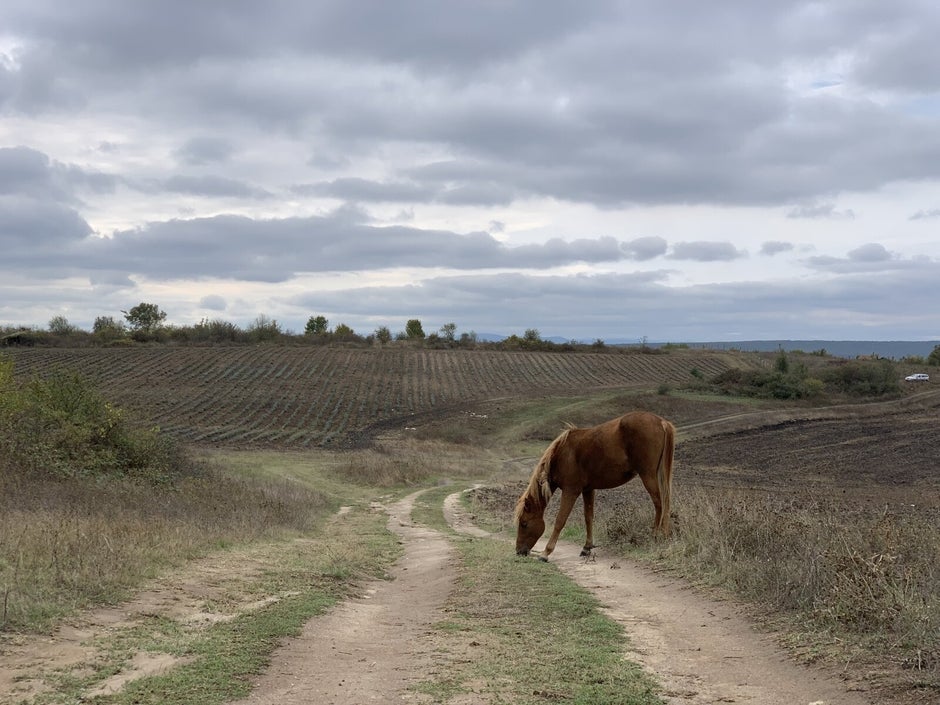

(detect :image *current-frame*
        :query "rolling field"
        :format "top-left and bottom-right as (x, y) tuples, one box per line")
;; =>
(4, 343), (940, 702)
(4, 345), (749, 448)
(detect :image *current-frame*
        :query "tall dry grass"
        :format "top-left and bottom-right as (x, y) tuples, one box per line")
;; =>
(0, 467), (329, 632)
(600, 487), (940, 688)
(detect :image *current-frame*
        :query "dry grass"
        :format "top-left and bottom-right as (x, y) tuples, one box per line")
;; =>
(333, 436), (503, 487)
(595, 487), (940, 699)
(0, 466), (329, 632)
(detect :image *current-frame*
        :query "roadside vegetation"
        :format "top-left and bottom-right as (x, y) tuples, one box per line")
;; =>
(0, 359), (332, 632)
(412, 486), (662, 705)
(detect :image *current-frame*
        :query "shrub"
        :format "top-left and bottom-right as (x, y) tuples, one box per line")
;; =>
(711, 359), (891, 399)
(0, 358), (184, 484)
(93, 316), (127, 342)
(821, 359), (900, 396)
(48, 316), (77, 335)
(247, 314), (282, 342)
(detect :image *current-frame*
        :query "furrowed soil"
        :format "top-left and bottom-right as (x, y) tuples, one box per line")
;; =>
(2, 346), (938, 703)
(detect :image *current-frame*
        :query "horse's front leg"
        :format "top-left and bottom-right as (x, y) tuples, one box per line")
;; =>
(580, 488), (596, 556)
(541, 489), (579, 559)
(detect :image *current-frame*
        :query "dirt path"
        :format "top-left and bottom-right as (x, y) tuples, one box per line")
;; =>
(443, 489), (871, 705)
(3, 487), (877, 704)
(230, 492), (456, 705)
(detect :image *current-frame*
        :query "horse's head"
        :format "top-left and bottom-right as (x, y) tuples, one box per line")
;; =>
(514, 495), (546, 556)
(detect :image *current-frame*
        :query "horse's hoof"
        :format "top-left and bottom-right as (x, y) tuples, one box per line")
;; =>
(537, 555), (549, 563)
(579, 548), (594, 557)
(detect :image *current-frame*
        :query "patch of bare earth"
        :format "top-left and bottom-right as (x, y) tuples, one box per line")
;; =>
(230, 491), (457, 705)
(444, 488), (871, 705)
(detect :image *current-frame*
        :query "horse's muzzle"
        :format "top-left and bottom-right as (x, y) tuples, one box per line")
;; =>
(516, 548), (529, 557)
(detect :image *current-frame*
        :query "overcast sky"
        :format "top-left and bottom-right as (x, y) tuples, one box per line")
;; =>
(3, 1), (940, 342)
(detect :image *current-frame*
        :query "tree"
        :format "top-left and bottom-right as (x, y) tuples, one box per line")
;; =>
(523, 328), (541, 345)
(405, 319), (425, 340)
(122, 303), (167, 334)
(248, 314), (281, 342)
(333, 323), (355, 339)
(459, 331), (477, 347)
(305, 315), (329, 335)
(93, 316), (126, 340)
(440, 322), (457, 342)
(374, 326), (392, 344)
(929, 345), (940, 367)
(48, 316), (77, 335)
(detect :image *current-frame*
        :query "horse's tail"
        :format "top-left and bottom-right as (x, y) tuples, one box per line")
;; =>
(657, 420), (675, 535)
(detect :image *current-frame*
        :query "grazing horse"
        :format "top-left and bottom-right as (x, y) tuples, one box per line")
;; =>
(514, 411), (675, 559)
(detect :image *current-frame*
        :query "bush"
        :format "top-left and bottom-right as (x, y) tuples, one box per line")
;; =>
(247, 314), (282, 342)
(0, 357), (184, 483)
(821, 359), (900, 396)
(711, 358), (894, 400)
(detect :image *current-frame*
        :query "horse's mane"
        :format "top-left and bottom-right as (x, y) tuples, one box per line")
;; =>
(513, 428), (570, 525)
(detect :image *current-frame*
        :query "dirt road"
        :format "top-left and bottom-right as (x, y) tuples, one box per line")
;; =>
(444, 491), (870, 705)
(231, 493), (456, 705)
(2, 488), (874, 704)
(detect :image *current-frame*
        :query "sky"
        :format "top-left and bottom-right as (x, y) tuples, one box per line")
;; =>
(2, 1), (940, 343)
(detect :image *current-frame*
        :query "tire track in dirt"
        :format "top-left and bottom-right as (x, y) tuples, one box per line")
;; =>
(231, 491), (456, 705)
(443, 488), (871, 705)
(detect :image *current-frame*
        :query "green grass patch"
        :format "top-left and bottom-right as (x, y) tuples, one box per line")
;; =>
(412, 532), (662, 704)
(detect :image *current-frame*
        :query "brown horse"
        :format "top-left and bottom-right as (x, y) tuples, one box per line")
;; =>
(514, 411), (675, 559)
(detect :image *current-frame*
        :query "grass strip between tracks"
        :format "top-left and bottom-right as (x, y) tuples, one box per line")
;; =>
(24, 504), (400, 705)
(412, 486), (663, 705)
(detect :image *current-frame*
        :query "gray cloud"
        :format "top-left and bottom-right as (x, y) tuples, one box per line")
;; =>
(199, 294), (227, 311)
(176, 137), (235, 165)
(621, 236), (667, 261)
(786, 202), (856, 220)
(802, 243), (924, 274)
(0, 146), (117, 203)
(760, 241), (794, 256)
(34, 211), (639, 283)
(668, 241), (746, 262)
(909, 208), (940, 220)
(4, 3), (940, 208)
(287, 263), (940, 342)
(4, 2), (940, 341)
(848, 243), (892, 262)
(0, 196), (92, 252)
(295, 178), (432, 203)
(158, 175), (272, 199)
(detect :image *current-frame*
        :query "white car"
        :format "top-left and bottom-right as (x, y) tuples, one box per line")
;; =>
(905, 373), (930, 382)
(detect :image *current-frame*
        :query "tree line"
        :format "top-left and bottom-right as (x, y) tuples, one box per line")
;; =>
(1, 303), (616, 353)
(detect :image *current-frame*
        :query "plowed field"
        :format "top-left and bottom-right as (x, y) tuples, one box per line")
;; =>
(4, 346), (749, 448)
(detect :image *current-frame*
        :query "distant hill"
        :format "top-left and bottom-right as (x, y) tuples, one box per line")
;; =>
(479, 334), (939, 360)
(645, 340), (940, 360)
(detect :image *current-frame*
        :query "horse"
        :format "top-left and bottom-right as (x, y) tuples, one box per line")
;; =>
(514, 411), (675, 560)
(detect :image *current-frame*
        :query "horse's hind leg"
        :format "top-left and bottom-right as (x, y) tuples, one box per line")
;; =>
(580, 488), (596, 556)
(639, 472), (664, 535)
